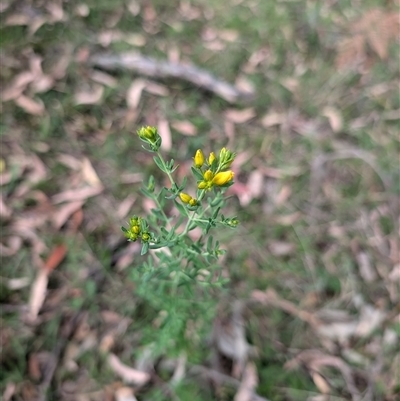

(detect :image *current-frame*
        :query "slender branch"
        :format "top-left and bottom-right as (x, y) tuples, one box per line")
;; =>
(88, 52), (255, 104)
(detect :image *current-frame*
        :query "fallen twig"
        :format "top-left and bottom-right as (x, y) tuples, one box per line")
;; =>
(88, 52), (254, 104)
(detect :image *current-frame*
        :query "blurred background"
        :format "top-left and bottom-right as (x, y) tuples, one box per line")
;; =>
(1, 1), (399, 400)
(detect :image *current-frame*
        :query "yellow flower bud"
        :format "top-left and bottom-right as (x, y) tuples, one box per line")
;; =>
(203, 169), (213, 181)
(179, 192), (192, 204)
(198, 181), (207, 189)
(212, 171), (234, 186)
(132, 225), (140, 234)
(189, 198), (197, 206)
(137, 126), (157, 141)
(194, 149), (205, 168)
(141, 232), (150, 242)
(208, 152), (216, 165)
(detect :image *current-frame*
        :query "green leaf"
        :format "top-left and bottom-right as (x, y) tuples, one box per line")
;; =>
(141, 242), (149, 255)
(178, 176), (187, 191)
(150, 208), (164, 220)
(174, 200), (188, 217)
(191, 166), (204, 180)
(153, 156), (166, 172)
(121, 226), (128, 232)
(140, 187), (154, 198)
(160, 226), (169, 236)
(212, 207), (221, 220)
(207, 235), (214, 252)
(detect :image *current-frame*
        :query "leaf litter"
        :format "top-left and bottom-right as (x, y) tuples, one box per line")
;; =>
(1, 0), (399, 399)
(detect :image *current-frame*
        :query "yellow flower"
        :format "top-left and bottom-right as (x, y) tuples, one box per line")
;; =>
(198, 169), (214, 190)
(179, 192), (192, 204)
(194, 149), (205, 168)
(203, 169), (213, 181)
(212, 171), (234, 186)
(180, 192), (198, 206)
(208, 152), (216, 165)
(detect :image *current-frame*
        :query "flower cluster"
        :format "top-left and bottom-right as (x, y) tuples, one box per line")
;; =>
(137, 126), (162, 152)
(194, 148), (236, 191)
(179, 192), (198, 206)
(122, 216), (154, 243)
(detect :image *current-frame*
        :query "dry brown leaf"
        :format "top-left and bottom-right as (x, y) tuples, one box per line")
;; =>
(322, 106), (343, 133)
(213, 301), (250, 378)
(90, 70), (118, 87)
(224, 108), (256, 124)
(286, 350), (362, 401)
(252, 288), (321, 328)
(31, 75), (54, 93)
(14, 95), (45, 115)
(126, 79), (147, 109)
(144, 81), (169, 96)
(44, 244), (67, 273)
(107, 353), (151, 386)
(98, 29), (123, 46)
(2, 382), (16, 401)
(115, 387), (138, 401)
(120, 172), (143, 184)
(274, 185), (292, 206)
(204, 39), (226, 51)
(51, 44), (73, 79)
(81, 157), (102, 186)
(52, 185), (104, 204)
(336, 9), (399, 69)
(261, 111), (285, 127)
(6, 277), (29, 291)
(124, 33), (147, 47)
(1, 71), (34, 101)
(171, 120), (197, 136)
(274, 212), (302, 226)
(311, 372), (331, 394)
(355, 251), (377, 283)
(219, 29), (239, 42)
(0, 194), (12, 218)
(5, 13), (30, 26)
(247, 170), (263, 198)
(28, 269), (48, 320)
(355, 304), (386, 337)
(28, 353), (42, 381)
(234, 362), (258, 401)
(74, 84), (104, 105)
(117, 195), (136, 219)
(170, 353), (187, 384)
(158, 119), (172, 151)
(128, 1), (141, 16)
(53, 201), (84, 229)
(269, 241), (295, 256)
(57, 154), (82, 170)
(234, 75), (255, 95)
(74, 3), (90, 17)
(115, 242), (141, 271)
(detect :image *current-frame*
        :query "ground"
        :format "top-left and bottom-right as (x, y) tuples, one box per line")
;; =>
(1, 1), (399, 400)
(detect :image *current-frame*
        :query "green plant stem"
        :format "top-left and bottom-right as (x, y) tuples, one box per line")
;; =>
(152, 191), (171, 229)
(180, 189), (206, 236)
(156, 151), (176, 187)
